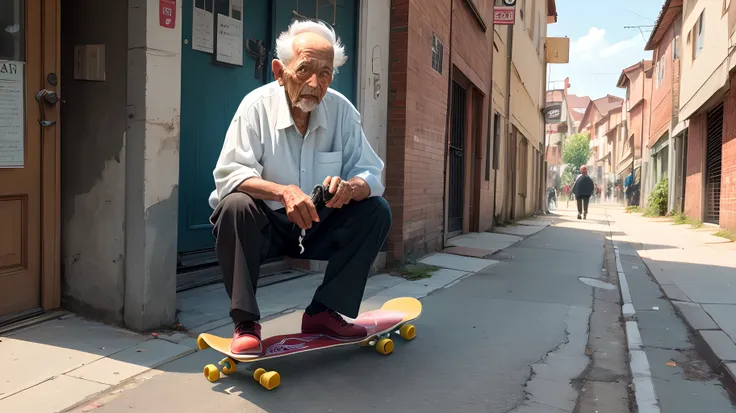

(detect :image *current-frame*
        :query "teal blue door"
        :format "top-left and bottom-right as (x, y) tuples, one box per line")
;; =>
(270, 0), (358, 103)
(178, 0), (359, 254)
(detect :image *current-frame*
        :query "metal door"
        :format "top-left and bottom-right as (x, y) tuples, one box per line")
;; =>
(448, 81), (466, 234)
(178, 0), (271, 255)
(705, 103), (723, 224)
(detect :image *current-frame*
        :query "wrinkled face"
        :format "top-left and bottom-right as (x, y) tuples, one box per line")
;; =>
(273, 32), (334, 113)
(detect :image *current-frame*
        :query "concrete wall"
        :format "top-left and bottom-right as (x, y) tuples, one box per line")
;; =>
(510, 0), (546, 148)
(357, 0), (391, 172)
(511, 0), (547, 218)
(124, 0), (182, 331)
(680, 0), (729, 120)
(492, 25), (509, 223)
(60, 0), (128, 324)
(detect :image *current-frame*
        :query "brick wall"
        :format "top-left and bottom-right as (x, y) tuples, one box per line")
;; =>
(720, 73), (736, 231)
(684, 112), (706, 220)
(385, 0), (494, 264)
(649, 24), (674, 147)
(385, 0), (410, 262)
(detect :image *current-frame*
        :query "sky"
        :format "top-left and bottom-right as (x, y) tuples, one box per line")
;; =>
(546, 0), (664, 100)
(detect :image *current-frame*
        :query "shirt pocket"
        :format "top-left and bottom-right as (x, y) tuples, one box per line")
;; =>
(315, 150), (343, 179)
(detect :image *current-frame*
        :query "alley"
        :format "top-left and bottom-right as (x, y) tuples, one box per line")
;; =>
(4, 204), (736, 412)
(49, 210), (617, 413)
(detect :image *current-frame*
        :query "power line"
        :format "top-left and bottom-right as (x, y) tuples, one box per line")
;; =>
(624, 25), (655, 41)
(623, 9), (656, 22)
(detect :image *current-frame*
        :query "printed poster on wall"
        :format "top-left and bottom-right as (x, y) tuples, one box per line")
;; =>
(215, 13), (243, 66)
(192, 0), (214, 53)
(0, 60), (25, 168)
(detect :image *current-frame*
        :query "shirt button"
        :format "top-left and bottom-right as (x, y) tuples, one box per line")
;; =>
(301, 168), (306, 172)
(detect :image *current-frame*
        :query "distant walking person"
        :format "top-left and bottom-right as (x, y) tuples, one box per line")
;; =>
(571, 165), (594, 220)
(547, 186), (557, 211)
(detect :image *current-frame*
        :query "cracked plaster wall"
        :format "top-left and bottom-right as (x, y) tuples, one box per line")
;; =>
(60, 0), (128, 324)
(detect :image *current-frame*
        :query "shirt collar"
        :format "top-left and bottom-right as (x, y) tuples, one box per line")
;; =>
(274, 85), (328, 133)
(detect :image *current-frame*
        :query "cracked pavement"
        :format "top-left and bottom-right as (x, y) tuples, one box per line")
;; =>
(66, 208), (627, 413)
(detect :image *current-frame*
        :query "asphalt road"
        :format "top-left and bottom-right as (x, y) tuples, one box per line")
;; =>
(73, 211), (617, 413)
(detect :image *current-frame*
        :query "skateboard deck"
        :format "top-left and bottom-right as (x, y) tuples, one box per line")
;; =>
(196, 297), (422, 390)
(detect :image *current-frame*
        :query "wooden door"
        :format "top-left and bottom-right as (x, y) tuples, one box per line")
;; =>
(0, 0), (59, 321)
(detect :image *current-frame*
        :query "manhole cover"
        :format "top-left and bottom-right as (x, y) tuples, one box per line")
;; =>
(578, 277), (616, 290)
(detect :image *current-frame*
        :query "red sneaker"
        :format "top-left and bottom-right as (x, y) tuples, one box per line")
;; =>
(301, 309), (368, 339)
(230, 321), (262, 356)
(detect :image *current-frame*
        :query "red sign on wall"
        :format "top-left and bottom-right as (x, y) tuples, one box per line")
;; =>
(494, 6), (516, 25)
(159, 0), (176, 29)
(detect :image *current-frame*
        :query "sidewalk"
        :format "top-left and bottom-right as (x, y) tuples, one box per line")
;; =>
(0, 219), (551, 413)
(607, 209), (736, 392)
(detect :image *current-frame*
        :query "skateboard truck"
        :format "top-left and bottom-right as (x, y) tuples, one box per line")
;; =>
(298, 184), (336, 254)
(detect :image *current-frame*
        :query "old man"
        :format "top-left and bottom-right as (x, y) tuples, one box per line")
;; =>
(207, 20), (391, 356)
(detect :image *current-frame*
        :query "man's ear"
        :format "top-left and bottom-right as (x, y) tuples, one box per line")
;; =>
(272, 59), (285, 85)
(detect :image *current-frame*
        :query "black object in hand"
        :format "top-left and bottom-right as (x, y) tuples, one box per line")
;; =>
(309, 184), (335, 208)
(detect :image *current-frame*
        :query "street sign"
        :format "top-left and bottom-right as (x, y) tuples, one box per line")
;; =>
(494, 6), (515, 25)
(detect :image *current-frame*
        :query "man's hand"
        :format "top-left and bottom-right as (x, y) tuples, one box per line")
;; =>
(323, 176), (371, 208)
(323, 176), (353, 209)
(280, 185), (319, 230)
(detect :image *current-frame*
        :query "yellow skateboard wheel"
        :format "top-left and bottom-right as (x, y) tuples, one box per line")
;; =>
(400, 324), (416, 340)
(259, 371), (281, 390)
(219, 357), (237, 375)
(196, 336), (209, 350)
(375, 338), (394, 355)
(253, 367), (267, 381)
(203, 364), (220, 383)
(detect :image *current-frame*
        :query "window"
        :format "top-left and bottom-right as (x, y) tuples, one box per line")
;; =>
(431, 33), (444, 74)
(673, 12), (681, 60)
(673, 35), (680, 59)
(656, 56), (665, 87)
(694, 11), (704, 59)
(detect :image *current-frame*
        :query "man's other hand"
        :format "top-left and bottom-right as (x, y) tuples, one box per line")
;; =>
(281, 185), (320, 230)
(323, 176), (354, 209)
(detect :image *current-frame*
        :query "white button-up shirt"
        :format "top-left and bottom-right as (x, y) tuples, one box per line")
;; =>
(209, 81), (385, 211)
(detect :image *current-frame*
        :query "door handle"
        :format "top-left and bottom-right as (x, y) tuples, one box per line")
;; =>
(35, 89), (63, 127)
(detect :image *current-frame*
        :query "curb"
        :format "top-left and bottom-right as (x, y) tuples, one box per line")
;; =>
(614, 214), (736, 398)
(671, 304), (736, 397)
(613, 244), (661, 413)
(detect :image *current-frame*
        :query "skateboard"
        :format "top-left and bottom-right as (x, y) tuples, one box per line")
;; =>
(195, 296), (422, 390)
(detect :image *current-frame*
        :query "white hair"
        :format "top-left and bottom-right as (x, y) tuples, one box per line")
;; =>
(275, 20), (348, 73)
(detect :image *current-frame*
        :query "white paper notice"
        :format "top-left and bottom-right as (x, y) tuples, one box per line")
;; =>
(192, 6), (213, 53)
(216, 14), (243, 66)
(0, 60), (24, 168)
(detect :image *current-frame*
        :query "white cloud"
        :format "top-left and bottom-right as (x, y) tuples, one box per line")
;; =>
(550, 26), (651, 99)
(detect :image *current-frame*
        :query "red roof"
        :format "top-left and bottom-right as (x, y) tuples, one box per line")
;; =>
(566, 94), (591, 123)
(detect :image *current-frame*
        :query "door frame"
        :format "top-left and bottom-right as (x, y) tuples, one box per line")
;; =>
(37, 0), (61, 310)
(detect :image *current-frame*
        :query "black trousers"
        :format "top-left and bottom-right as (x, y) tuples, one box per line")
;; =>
(210, 192), (392, 324)
(576, 195), (590, 215)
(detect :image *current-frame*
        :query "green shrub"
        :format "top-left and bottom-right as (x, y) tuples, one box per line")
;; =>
(646, 177), (668, 217)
